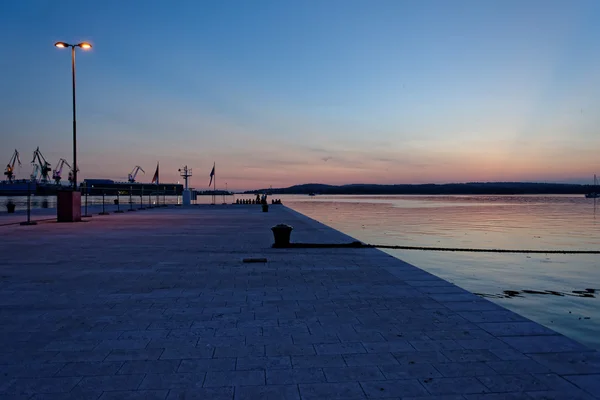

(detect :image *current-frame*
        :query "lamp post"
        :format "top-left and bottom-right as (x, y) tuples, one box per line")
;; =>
(54, 41), (92, 191)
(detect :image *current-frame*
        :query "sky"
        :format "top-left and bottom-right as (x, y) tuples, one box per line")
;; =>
(1, 0), (599, 190)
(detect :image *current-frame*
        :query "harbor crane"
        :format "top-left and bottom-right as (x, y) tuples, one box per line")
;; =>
(52, 158), (74, 185)
(30, 147), (52, 183)
(4, 149), (21, 183)
(128, 166), (145, 183)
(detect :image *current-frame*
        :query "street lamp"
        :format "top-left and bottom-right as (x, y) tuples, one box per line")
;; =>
(54, 41), (92, 190)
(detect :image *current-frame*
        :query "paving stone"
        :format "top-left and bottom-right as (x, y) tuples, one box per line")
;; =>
(234, 384), (300, 400)
(263, 326), (309, 336)
(532, 372), (587, 392)
(314, 342), (366, 355)
(323, 366), (385, 382)
(379, 363), (443, 379)
(29, 389), (102, 399)
(419, 376), (488, 395)
(299, 382), (366, 399)
(362, 340), (415, 353)
(106, 349), (164, 361)
(139, 373), (205, 389)
(478, 374), (548, 392)
(486, 360), (551, 374)
(393, 351), (450, 364)
(463, 393), (533, 399)
(168, 328), (216, 339)
(245, 335), (293, 346)
(457, 338), (516, 351)
(488, 347), (530, 361)
(198, 336), (246, 347)
(203, 370), (265, 387)
(292, 355), (346, 368)
(337, 330), (385, 343)
(266, 344), (316, 357)
(526, 390), (595, 399)
(344, 353), (399, 366)
(402, 396), (464, 400)
(51, 350), (110, 363)
(458, 311), (528, 323)
(213, 344), (264, 358)
(178, 358), (236, 373)
(360, 379), (429, 398)
(409, 340), (463, 351)
(267, 368), (326, 384)
(160, 347), (213, 360)
(565, 374), (600, 396)
(96, 339), (151, 350)
(429, 293), (482, 302)
(146, 338), (198, 348)
(117, 360), (180, 374)
(3, 377), (83, 395)
(441, 349), (500, 362)
(502, 336), (592, 354)
(444, 301), (502, 312)
(99, 390), (168, 399)
(236, 356), (291, 370)
(118, 330), (170, 340)
(56, 361), (124, 376)
(292, 333), (340, 345)
(3, 362), (66, 378)
(75, 374), (145, 391)
(43, 341), (100, 352)
(529, 352), (600, 374)
(477, 322), (557, 337)
(166, 387), (234, 400)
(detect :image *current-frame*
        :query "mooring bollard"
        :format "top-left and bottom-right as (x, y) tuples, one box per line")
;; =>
(271, 224), (293, 247)
(20, 180), (37, 226)
(99, 191), (110, 215)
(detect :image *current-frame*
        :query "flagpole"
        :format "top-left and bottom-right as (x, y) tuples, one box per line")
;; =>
(213, 163), (216, 205)
(155, 162), (159, 207)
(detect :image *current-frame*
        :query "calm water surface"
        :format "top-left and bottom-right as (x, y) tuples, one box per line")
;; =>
(283, 194), (600, 350)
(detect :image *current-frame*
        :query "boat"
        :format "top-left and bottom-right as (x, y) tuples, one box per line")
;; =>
(585, 175), (599, 198)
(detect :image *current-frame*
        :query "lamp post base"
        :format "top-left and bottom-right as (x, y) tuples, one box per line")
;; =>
(20, 221), (38, 226)
(57, 190), (82, 222)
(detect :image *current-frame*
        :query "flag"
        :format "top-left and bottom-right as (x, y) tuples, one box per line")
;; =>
(209, 163), (215, 187)
(151, 162), (159, 184)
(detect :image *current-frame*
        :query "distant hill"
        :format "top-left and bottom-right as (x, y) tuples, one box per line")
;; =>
(244, 182), (594, 195)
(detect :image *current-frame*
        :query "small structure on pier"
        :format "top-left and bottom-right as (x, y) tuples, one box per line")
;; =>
(178, 165), (192, 205)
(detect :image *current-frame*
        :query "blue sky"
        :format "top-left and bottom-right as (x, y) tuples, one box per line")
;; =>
(1, 0), (599, 189)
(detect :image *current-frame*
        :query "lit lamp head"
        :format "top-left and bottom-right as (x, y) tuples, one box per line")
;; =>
(54, 42), (93, 49)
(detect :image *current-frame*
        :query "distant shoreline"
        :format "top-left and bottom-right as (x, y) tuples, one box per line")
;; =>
(245, 182), (597, 196)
